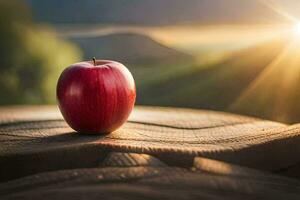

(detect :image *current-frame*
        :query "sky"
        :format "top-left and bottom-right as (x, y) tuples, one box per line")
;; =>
(26, 0), (300, 25)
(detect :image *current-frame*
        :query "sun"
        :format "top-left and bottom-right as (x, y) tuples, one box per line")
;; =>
(293, 23), (300, 35)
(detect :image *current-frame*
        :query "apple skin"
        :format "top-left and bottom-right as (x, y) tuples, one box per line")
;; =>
(56, 60), (136, 134)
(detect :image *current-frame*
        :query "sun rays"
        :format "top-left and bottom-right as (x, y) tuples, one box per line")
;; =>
(230, 26), (300, 122)
(226, 0), (300, 122)
(260, 0), (299, 23)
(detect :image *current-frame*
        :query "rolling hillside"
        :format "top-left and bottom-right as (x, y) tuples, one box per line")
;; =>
(136, 37), (288, 119)
(67, 31), (293, 122)
(68, 33), (194, 64)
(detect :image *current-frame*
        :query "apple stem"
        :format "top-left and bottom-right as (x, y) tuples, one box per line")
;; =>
(92, 57), (96, 66)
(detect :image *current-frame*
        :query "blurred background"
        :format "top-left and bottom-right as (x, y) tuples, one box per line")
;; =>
(2, 0), (300, 123)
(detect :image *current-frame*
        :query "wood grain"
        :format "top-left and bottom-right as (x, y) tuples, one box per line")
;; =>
(1, 153), (300, 200)
(1, 106), (300, 199)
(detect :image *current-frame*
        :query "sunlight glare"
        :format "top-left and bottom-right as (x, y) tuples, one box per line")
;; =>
(294, 23), (300, 35)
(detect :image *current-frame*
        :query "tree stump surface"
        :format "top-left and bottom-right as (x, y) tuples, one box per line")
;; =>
(1, 105), (300, 199)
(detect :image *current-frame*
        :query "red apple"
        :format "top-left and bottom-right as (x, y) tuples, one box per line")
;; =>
(56, 59), (136, 134)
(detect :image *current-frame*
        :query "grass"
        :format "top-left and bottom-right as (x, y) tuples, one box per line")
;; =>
(133, 37), (287, 117)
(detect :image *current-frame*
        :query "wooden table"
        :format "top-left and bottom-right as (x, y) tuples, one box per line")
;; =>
(1, 106), (300, 199)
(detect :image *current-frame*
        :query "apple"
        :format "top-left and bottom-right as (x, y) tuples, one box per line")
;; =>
(56, 58), (136, 134)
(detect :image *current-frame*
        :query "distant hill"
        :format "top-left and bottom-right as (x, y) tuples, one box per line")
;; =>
(136, 38), (289, 120)
(68, 33), (194, 64)
(26, 0), (288, 25)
